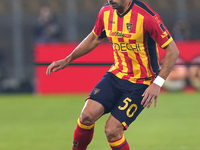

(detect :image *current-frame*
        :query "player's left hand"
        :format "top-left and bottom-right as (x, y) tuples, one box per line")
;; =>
(141, 83), (161, 108)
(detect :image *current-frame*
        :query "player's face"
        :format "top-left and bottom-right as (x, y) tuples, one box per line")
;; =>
(108, 0), (130, 13)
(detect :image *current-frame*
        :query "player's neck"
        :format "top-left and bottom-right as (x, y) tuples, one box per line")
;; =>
(117, 0), (132, 14)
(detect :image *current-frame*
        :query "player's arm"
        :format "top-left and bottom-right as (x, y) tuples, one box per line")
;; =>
(141, 40), (179, 108)
(156, 40), (179, 79)
(46, 32), (104, 75)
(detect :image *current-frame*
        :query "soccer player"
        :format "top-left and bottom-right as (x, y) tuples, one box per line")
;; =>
(46, 0), (179, 149)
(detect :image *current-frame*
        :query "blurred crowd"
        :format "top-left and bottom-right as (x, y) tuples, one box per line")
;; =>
(34, 6), (62, 43)
(163, 20), (200, 92)
(163, 57), (200, 92)
(0, 6), (62, 93)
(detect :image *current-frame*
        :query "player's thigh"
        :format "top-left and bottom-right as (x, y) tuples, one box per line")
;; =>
(87, 72), (121, 114)
(111, 83), (148, 130)
(80, 99), (104, 124)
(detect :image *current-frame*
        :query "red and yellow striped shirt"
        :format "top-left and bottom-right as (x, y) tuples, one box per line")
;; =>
(93, 0), (173, 85)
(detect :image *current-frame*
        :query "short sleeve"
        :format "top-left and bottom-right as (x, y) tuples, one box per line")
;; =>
(145, 15), (173, 48)
(93, 8), (107, 39)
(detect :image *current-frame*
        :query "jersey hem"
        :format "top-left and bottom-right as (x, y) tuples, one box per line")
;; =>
(92, 30), (99, 38)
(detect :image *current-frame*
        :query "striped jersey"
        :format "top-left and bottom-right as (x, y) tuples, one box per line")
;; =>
(93, 0), (173, 85)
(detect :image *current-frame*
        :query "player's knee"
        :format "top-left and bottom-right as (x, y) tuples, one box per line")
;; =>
(104, 126), (115, 141)
(80, 111), (96, 125)
(104, 123), (123, 141)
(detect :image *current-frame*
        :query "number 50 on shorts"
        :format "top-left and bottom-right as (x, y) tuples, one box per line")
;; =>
(118, 97), (138, 118)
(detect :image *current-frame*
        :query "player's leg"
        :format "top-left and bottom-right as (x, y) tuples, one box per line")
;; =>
(105, 115), (130, 150)
(72, 72), (122, 150)
(72, 99), (104, 150)
(105, 82), (148, 150)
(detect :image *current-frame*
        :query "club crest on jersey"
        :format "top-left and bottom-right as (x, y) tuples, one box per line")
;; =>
(93, 88), (100, 94)
(126, 23), (133, 32)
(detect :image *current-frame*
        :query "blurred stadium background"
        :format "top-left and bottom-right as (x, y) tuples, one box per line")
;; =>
(0, 0), (200, 93)
(0, 0), (200, 150)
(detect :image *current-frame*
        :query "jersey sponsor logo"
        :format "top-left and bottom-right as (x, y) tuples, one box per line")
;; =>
(112, 42), (141, 52)
(110, 21), (115, 24)
(126, 23), (133, 32)
(109, 31), (131, 38)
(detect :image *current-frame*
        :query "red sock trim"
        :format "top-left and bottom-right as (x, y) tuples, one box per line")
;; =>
(77, 118), (95, 130)
(108, 135), (130, 150)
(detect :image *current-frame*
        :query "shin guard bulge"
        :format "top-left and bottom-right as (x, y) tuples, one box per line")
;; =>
(72, 118), (95, 150)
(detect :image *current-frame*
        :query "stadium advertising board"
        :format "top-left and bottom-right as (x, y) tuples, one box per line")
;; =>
(35, 41), (200, 94)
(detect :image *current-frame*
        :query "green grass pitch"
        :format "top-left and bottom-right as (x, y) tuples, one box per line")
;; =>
(0, 92), (200, 150)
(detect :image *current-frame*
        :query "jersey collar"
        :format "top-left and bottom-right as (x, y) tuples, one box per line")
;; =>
(117, 0), (135, 17)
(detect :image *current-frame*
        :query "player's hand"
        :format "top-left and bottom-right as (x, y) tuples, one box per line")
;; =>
(141, 83), (161, 108)
(46, 58), (69, 75)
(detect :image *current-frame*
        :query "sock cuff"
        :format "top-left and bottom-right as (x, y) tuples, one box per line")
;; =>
(108, 135), (127, 148)
(77, 118), (95, 130)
